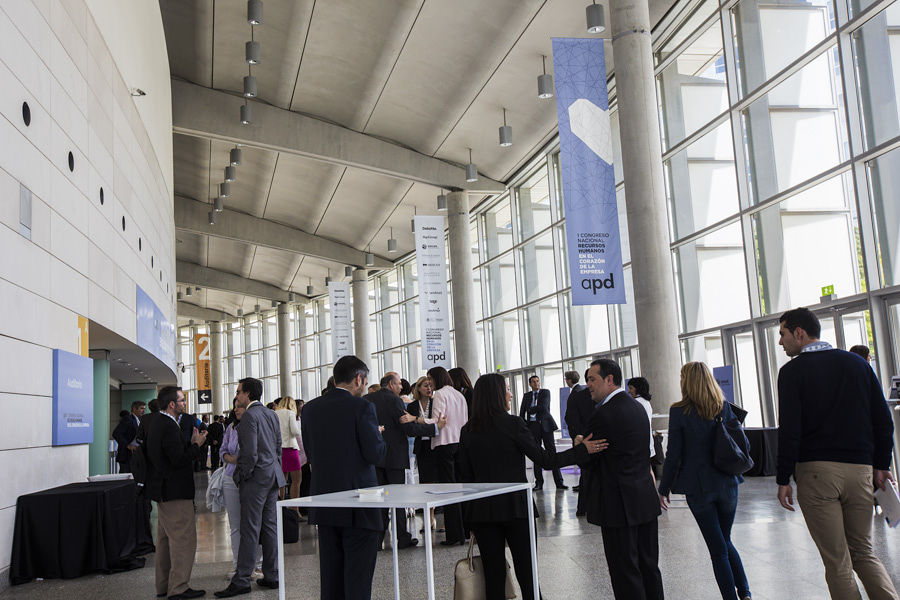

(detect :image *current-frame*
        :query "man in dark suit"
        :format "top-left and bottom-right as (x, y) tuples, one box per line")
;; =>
(565, 369), (595, 510)
(112, 401), (145, 472)
(519, 375), (566, 490)
(365, 372), (446, 549)
(145, 387), (207, 600)
(215, 377), (286, 597)
(301, 355), (386, 600)
(207, 415), (224, 470)
(576, 359), (663, 600)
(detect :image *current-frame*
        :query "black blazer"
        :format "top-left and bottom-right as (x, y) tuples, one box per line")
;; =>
(365, 389), (435, 470)
(112, 413), (139, 464)
(301, 388), (386, 531)
(564, 387), (594, 438)
(406, 398), (434, 455)
(576, 390), (661, 528)
(458, 413), (578, 522)
(145, 412), (204, 502)
(519, 389), (558, 432)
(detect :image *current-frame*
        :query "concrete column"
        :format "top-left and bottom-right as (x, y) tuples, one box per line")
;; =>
(277, 303), (294, 397)
(209, 321), (225, 415)
(611, 0), (681, 424)
(447, 191), (479, 378)
(352, 268), (371, 367)
(89, 351), (110, 476)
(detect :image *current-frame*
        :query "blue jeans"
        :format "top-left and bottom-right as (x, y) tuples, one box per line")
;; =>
(685, 485), (750, 600)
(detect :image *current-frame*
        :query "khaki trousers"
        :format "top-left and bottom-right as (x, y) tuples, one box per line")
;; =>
(795, 461), (898, 600)
(155, 499), (197, 597)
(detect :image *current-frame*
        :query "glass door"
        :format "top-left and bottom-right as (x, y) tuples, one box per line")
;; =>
(723, 326), (766, 427)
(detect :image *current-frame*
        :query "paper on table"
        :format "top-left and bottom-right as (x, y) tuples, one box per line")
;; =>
(874, 479), (900, 528)
(426, 487), (476, 495)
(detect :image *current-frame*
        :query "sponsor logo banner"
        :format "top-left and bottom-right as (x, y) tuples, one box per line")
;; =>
(329, 281), (353, 361)
(415, 215), (451, 370)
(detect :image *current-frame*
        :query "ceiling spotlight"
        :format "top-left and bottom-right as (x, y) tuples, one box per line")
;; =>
(325, 275), (332, 285)
(306, 282), (314, 296)
(247, 0), (263, 25)
(230, 147), (242, 166)
(345, 266), (353, 277)
(208, 210), (216, 225)
(245, 41), (261, 65)
(365, 252), (375, 267)
(224, 165), (236, 182)
(240, 103), (252, 125)
(237, 308), (244, 317)
(177, 291), (183, 300)
(499, 108), (513, 147)
(437, 190), (447, 211)
(186, 287), (193, 297)
(195, 287), (202, 292)
(466, 148), (478, 182)
(220, 182), (231, 197)
(538, 55), (554, 99)
(243, 75), (257, 98)
(387, 227), (398, 253)
(288, 291), (296, 302)
(214, 196), (224, 212)
(188, 319), (195, 326)
(586, 0), (606, 34)
(411, 207), (417, 232)
(271, 299), (278, 308)
(254, 303), (261, 313)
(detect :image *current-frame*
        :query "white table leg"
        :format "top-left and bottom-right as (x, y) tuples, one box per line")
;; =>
(391, 506), (400, 600)
(423, 506), (435, 600)
(277, 503), (285, 600)
(527, 488), (539, 600)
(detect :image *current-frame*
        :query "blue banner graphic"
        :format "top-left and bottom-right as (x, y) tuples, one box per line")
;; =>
(52, 349), (94, 445)
(136, 286), (176, 373)
(713, 365), (735, 406)
(552, 38), (625, 305)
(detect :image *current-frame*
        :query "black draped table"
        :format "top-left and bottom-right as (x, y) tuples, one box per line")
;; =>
(744, 427), (778, 476)
(10, 480), (147, 585)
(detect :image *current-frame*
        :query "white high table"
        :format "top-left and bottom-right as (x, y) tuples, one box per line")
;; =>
(276, 482), (538, 600)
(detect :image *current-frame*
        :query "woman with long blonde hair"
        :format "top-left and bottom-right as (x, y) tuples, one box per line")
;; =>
(275, 396), (302, 513)
(657, 362), (751, 600)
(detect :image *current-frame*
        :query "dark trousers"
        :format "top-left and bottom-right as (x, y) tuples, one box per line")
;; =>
(434, 443), (466, 542)
(209, 445), (221, 470)
(600, 519), (664, 600)
(576, 469), (588, 514)
(232, 480), (279, 588)
(317, 525), (380, 600)
(470, 518), (541, 600)
(375, 467), (412, 544)
(685, 485), (749, 600)
(527, 423), (564, 487)
(298, 463), (311, 515)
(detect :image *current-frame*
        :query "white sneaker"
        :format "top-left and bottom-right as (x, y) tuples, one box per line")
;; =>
(252, 567), (264, 580)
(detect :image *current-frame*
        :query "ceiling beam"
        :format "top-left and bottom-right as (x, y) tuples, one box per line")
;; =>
(175, 196), (394, 269)
(171, 79), (505, 193)
(176, 261), (306, 303)
(177, 302), (235, 322)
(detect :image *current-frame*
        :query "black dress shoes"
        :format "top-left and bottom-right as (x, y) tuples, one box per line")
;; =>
(532, 484), (542, 491)
(213, 583), (250, 597)
(556, 484), (569, 490)
(575, 510), (586, 517)
(169, 589), (206, 600)
(256, 579), (279, 589)
(398, 538), (419, 549)
(572, 485), (581, 492)
(440, 539), (465, 546)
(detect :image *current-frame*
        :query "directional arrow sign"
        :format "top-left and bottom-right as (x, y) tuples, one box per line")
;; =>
(198, 389), (212, 405)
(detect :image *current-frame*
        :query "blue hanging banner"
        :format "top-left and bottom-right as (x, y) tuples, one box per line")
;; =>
(552, 38), (625, 305)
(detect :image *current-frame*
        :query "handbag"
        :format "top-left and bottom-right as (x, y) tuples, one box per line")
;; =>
(712, 408), (754, 475)
(453, 535), (517, 600)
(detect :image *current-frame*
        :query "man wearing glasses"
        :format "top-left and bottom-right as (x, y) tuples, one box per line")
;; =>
(146, 386), (208, 600)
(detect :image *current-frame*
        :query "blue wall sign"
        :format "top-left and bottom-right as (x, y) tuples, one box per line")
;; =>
(552, 38), (625, 305)
(52, 349), (94, 445)
(713, 365), (735, 406)
(136, 285), (176, 373)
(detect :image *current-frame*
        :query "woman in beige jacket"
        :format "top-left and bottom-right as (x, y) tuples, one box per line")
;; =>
(275, 397), (302, 511)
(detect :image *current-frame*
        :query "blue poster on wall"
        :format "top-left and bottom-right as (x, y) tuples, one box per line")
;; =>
(552, 38), (625, 305)
(136, 285), (176, 373)
(52, 349), (94, 445)
(713, 365), (735, 406)
(559, 387), (571, 439)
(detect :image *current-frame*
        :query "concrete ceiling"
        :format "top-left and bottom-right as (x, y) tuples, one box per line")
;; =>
(161, 0), (677, 321)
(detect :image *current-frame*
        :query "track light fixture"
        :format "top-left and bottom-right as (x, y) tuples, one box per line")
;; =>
(586, 0), (606, 34)
(243, 75), (257, 98)
(177, 291), (183, 300)
(219, 182), (231, 197)
(411, 206), (417, 232)
(306, 278), (314, 297)
(240, 103), (252, 125)
(345, 266), (353, 277)
(254, 304), (261, 313)
(208, 210), (216, 225)
(224, 166), (236, 182)
(365, 248), (375, 267)
(186, 287), (193, 297)
(247, 0), (263, 25)
(288, 291), (296, 302)
(388, 227), (398, 253)
(538, 55), (554, 99)
(245, 41), (260, 65)
(230, 147), (242, 166)
(237, 308), (244, 317)
(465, 148), (478, 182)
(214, 197), (224, 212)
(325, 269), (332, 286)
(437, 190), (447, 211)
(499, 108), (513, 147)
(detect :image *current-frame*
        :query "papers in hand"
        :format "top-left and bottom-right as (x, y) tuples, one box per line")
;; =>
(875, 480), (900, 528)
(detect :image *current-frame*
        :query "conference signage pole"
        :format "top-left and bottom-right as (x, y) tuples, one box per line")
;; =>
(328, 281), (353, 361)
(193, 332), (212, 408)
(414, 215), (451, 370)
(552, 38), (625, 306)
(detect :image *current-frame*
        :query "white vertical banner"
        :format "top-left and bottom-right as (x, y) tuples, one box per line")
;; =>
(328, 281), (353, 361)
(414, 215), (451, 370)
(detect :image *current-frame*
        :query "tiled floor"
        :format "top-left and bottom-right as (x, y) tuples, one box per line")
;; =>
(3, 472), (898, 599)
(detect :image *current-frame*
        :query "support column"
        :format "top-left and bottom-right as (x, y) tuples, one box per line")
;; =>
(210, 321), (225, 415)
(611, 0), (681, 424)
(447, 191), (479, 378)
(352, 268), (371, 367)
(89, 350), (110, 476)
(277, 303), (294, 398)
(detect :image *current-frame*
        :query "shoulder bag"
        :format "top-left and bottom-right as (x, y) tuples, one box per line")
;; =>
(712, 407), (754, 476)
(453, 535), (517, 600)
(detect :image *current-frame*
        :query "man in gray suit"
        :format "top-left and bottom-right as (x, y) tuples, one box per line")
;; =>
(215, 377), (286, 597)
